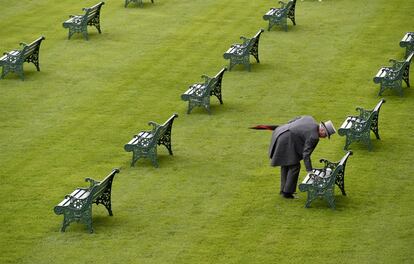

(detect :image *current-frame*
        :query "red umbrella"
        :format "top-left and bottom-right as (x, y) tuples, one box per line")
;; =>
(249, 125), (278, 131)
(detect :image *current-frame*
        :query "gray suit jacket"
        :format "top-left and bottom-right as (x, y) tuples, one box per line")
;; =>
(269, 116), (319, 171)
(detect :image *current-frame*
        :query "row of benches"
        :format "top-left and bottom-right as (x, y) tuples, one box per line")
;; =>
(0, 0), (290, 80)
(21, 1), (411, 230)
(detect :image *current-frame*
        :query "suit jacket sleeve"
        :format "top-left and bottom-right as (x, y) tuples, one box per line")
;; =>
(303, 137), (319, 172)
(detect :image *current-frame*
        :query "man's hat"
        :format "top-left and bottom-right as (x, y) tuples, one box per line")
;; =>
(320, 120), (336, 138)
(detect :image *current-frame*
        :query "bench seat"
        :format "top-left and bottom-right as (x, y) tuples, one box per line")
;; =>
(373, 52), (413, 96)
(223, 29), (264, 71)
(124, 114), (178, 167)
(0, 36), (45, 80)
(181, 67), (227, 114)
(263, 0), (297, 31)
(63, 2), (104, 40)
(338, 99), (385, 151)
(54, 168), (120, 233)
(299, 151), (352, 209)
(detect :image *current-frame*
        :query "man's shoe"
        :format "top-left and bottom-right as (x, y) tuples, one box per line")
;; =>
(282, 192), (294, 199)
(282, 192), (299, 199)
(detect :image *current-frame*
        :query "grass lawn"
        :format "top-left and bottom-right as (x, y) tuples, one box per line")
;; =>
(1, 0), (414, 263)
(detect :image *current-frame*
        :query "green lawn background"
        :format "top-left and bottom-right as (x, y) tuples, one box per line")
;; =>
(0, 0), (413, 263)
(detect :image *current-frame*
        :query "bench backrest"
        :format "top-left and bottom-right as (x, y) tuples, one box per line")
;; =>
(322, 151), (352, 189)
(287, 0), (297, 18)
(82, 2), (105, 24)
(88, 168), (119, 202)
(152, 114), (178, 144)
(358, 98), (385, 123)
(400, 32), (414, 47)
(392, 51), (414, 72)
(284, 0), (295, 14)
(21, 36), (46, 60)
(204, 67), (227, 95)
(2, 36), (45, 64)
(243, 29), (264, 59)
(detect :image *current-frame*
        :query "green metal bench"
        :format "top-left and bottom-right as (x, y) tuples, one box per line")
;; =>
(400, 32), (414, 59)
(181, 67), (227, 114)
(63, 2), (105, 40)
(124, 114), (178, 167)
(263, 0), (297, 31)
(0, 36), (45, 81)
(299, 151), (353, 209)
(125, 0), (154, 7)
(223, 29), (264, 71)
(338, 99), (386, 151)
(373, 52), (413, 96)
(54, 168), (120, 233)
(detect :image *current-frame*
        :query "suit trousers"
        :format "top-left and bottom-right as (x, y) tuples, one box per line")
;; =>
(280, 163), (301, 194)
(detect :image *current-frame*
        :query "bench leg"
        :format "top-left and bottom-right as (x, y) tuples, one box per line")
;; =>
(367, 139), (373, 151)
(1, 66), (8, 79)
(371, 121), (380, 140)
(187, 101), (195, 114)
(131, 151), (140, 166)
(61, 218), (70, 232)
(204, 105), (211, 115)
(68, 28), (75, 40)
(82, 31), (89, 41)
(95, 24), (102, 34)
(15, 65), (25, 81)
(161, 142), (173, 156)
(304, 190), (317, 208)
(326, 196), (336, 210)
(343, 136), (352, 151)
(335, 174), (346, 196)
(151, 148), (159, 168)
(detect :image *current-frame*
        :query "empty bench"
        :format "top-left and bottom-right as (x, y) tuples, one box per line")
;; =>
(223, 29), (264, 71)
(63, 2), (105, 40)
(54, 168), (120, 233)
(0, 36), (45, 80)
(125, 0), (154, 7)
(181, 67), (227, 114)
(338, 99), (386, 151)
(124, 114), (178, 167)
(299, 151), (352, 209)
(400, 32), (414, 58)
(373, 52), (413, 96)
(263, 0), (297, 31)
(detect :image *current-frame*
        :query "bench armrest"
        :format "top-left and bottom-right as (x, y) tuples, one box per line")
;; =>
(19, 42), (28, 48)
(85, 177), (100, 187)
(319, 158), (337, 170)
(200, 74), (212, 85)
(355, 107), (373, 120)
(148, 121), (161, 133)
